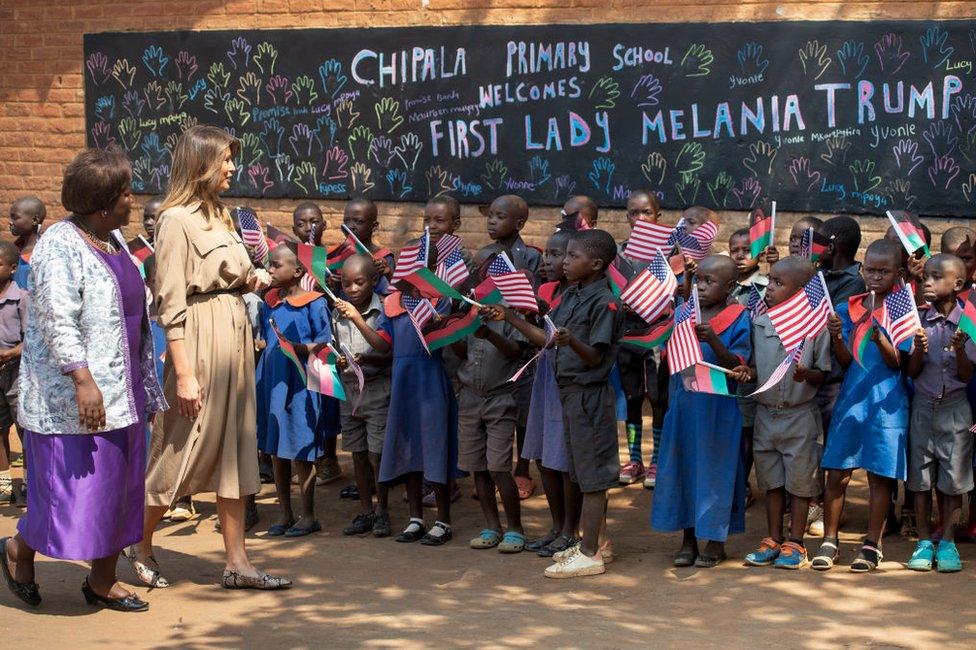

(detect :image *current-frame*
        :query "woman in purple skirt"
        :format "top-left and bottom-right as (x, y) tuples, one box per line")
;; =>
(0, 149), (166, 612)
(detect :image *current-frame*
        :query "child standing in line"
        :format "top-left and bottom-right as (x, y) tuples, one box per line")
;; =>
(813, 239), (909, 573)
(904, 254), (975, 572)
(8, 196), (45, 290)
(735, 257), (830, 570)
(494, 229), (624, 578)
(292, 201), (325, 245)
(787, 216), (824, 256)
(651, 255), (751, 568)
(257, 245), (334, 538)
(332, 255), (393, 538)
(128, 196), (162, 252)
(0, 242), (27, 505)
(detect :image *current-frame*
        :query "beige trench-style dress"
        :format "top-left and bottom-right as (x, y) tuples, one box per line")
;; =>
(145, 203), (259, 507)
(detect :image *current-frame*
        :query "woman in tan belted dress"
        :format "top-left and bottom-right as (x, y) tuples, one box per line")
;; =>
(127, 125), (290, 590)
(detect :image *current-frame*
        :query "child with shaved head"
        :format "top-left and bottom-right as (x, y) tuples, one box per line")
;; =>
(8, 196), (45, 290)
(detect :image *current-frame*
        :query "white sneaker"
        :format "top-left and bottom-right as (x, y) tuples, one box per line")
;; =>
(544, 546), (606, 578)
(554, 542), (581, 562)
(807, 504), (824, 537)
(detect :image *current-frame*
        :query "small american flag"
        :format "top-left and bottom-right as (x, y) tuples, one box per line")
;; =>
(668, 220), (718, 261)
(767, 272), (832, 352)
(880, 284), (921, 351)
(751, 339), (806, 396)
(437, 247), (469, 288)
(435, 233), (463, 261)
(235, 207), (269, 264)
(391, 229), (429, 283)
(626, 220), (675, 262)
(620, 248), (676, 324)
(487, 252), (539, 312)
(747, 284), (768, 318)
(401, 294), (436, 353)
(666, 291), (702, 374)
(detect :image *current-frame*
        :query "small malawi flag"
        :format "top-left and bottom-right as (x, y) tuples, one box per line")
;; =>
(297, 243), (331, 289)
(267, 224), (295, 244)
(607, 261), (628, 298)
(326, 236), (359, 271)
(425, 308), (483, 351)
(959, 292), (976, 341)
(472, 276), (503, 305)
(621, 319), (674, 350)
(270, 319), (307, 384)
(681, 362), (732, 395)
(748, 202), (776, 259)
(127, 235), (153, 263)
(886, 210), (930, 258)
(852, 318), (876, 368)
(307, 344), (346, 400)
(799, 227), (829, 263)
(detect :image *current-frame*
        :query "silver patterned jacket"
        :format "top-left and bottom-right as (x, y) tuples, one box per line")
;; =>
(18, 220), (167, 434)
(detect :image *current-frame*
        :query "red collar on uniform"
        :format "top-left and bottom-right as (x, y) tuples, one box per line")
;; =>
(708, 302), (746, 335)
(384, 292), (406, 317)
(538, 281), (565, 310)
(848, 292), (884, 323)
(265, 288), (323, 308)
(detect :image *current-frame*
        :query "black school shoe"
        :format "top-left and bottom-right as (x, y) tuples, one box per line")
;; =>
(537, 534), (577, 558)
(372, 512), (392, 538)
(395, 521), (427, 543)
(420, 522), (453, 546)
(343, 512), (375, 536)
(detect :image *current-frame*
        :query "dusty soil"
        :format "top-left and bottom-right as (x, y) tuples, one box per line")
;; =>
(2, 436), (976, 649)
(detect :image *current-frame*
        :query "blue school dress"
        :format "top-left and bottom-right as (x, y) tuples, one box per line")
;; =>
(651, 303), (751, 542)
(821, 295), (909, 479)
(13, 254), (30, 290)
(256, 291), (337, 462)
(377, 292), (461, 485)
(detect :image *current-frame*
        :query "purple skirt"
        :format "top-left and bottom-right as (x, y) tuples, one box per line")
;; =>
(17, 424), (146, 560)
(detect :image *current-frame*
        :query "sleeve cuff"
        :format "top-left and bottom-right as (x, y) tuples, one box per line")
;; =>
(61, 360), (88, 374)
(165, 326), (185, 341)
(377, 331), (392, 345)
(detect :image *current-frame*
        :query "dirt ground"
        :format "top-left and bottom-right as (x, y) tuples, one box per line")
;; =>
(3, 434), (976, 649)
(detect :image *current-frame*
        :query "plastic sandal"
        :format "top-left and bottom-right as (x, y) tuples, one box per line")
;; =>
(266, 520), (295, 537)
(850, 544), (882, 573)
(514, 476), (536, 500)
(526, 530), (559, 552)
(811, 541), (838, 571)
(284, 520), (322, 538)
(470, 528), (502, 549)
(498, 531), (526, 554)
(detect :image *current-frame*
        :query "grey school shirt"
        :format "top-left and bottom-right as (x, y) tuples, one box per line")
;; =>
(456, 320), (526, 396)
(550, 277), (624, 387)
(752, 314), (831, 409)
(331, 293), (390, 381)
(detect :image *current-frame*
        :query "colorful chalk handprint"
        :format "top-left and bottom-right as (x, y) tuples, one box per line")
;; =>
(386, 169), (413, 198)
(731, 177), (762, 209)
(923, 121), (958, 157)
(87, 52), (111, 85)
(426, 165), (454, 198)
(928, 155), (960, 190)
(892, 139), (924, 175)
(112, 58), (137, 89)
(630, 74), (662, 108)
(226, 37), (252, 70)
(529, 156), (551, 187)
(394, 133), (422, 171)
(788, 156), (821, 191)
(742, 141), (777, 177)
(836, 40), (869, 79)
(253, 42), (278, 75)
(174, 51), (198, 81)
(920, 26), (954, 68)
(707, 172), (734, 206)
(674, 142), (705, 179)
(736, 42), (768, 76)
(674, 174), (701, 204)
(797, 40), (831, 80)
(322, 146), (349, 180)
(681, 44), (713, 77)
(142, 45), (169, 78)
(349, 162), (375, 194)
(640, 152), (667, 186)
(848, 159), (882, 193)
(875, 33), (910, 74)
(588, 77), (620, 110)
(587, 157), (615, 194)
(318, 59), (348, 100)
(885, 179), (917, 208)
(481, 160), (509, 192)
(375, 98), (404, 134)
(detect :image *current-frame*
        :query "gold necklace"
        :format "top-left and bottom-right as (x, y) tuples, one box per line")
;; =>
(74, 218), (116, 254)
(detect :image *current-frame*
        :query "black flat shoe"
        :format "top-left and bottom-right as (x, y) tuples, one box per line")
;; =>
(694, 552), (727, 568)
(526, 529), (559, 552)
(537, 534), (576, 558)
(372, 512), (392, 538)
(339, 484), (360, 500)
(673, 548), (699, 567)
(82, 578), (148, 612)
(395, 523), (427, 543)
(420, 523), (453, 546)
(1, 537), (40, 607)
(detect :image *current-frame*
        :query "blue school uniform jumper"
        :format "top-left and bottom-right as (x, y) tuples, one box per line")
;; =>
(651, 303), (751, 542)
(820, 295), (909, 479)
(256, 291), (338, 462)
(377, 292), (461, 486)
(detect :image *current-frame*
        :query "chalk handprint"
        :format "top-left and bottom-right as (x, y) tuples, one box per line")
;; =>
(248, 163), (274, 193)
(318, 59), (348, 99)
(164, 81), (187, 112)
(112, 58), (136, 89)
(849, 159), (881, 193)
(375, 97), (405, 134)
(293, 162), (318, 194)
(820, 135), (851, 165)
(122, 90), (145, 117)
(141, 132), (168, 164)
(731, 177), (762, 209)
(630, 74), (662, 108)
(963, 173), (976, 202)
(292, 75), (319, 105)
(90, 121), (114, 150)
(587, 158), (616, 194)
(788, 156), (822, 191)
(253, 42), (278, 75)
(94, 96), (115, 121)
(149, 164), (170, 191)
(386, 169), (413, 198)
(951, 94), (976, 138)
(923, 121), (958, 157)
(529, 156), (551, 187)
(349, 163), (375, 195)
(289, 123), (320, 157)
(174, 51), (197, 81)
(640, 152), (667, 186)
(798, 40), (831, 80)
(165, 133), (181, 157)
(141, 45), (169, 78)
(674, 142), (705, 179)
(920, 26), (954, 68)
(117, 117), (141, 151)
(348, 125), (374, 161)
(742, 141), (778, 177)
(961, 130), (976, 162)
(86, 52), (111, 85)
(236, 73), (262, 106)
(588, 77), (620, 110)
(132, 157), (152, 191)
(316, 115), (338, 148)
(553, 175), (577, 201)
(208, 62), (230, 90)
(322, 146), (349, 180)
(681, 44), (713, 77)
(224, 98), (250, 126)
(336, 99), (360, 129)
(275, 154), (295, 183)
(885, 179), (917, 208)
(395, 133), (423, 171)
(226, 37), (252, 70)
(674, 174), (701, 204)
(265, 75), (293, 105)
(426, 166), (453, 197)
(836, 40), (869, 78)
(481, 160), (509, 191)
(892, 139), (924, 175)
(875, 33), (910, 75)
(143, 81), (166, 112)
(369, 136), (396, 167)
(707, 171), (734, 206)
(204, 87), (230, 115)
(928, 155), (960, 190)
(737, 42), (768, 76)
(238, 133), (264, 168)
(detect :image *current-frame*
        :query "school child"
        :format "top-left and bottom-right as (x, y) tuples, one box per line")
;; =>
(560, 195), (599, 230)
(0, 242), (27, 505)
(426, 195), (470, 394)
(8, 196), (45, 290)
(342, 197), (395, 279)
(885, 218), (931, 291)
(787, 216), (824, 256)
(256, 244), (334, 538)
(813, 239), (909, 573)
(651, 255), (751, 568)
(331, 255), (394, 537)
(903, 254), (975, 572)
(677, 207), (721, 299)
(735, 257), (830, 569)
(494, 229), (624, 578)
(292, 201), (325, 244)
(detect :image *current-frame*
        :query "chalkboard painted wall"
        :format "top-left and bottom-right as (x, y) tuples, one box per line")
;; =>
(84, 22), (976, 216)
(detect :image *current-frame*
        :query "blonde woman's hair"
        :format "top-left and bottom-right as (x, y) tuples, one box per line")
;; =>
(160, 125), (240, 230)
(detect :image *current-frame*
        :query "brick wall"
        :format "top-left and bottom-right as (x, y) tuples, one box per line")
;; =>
(1, 1), (974, 254)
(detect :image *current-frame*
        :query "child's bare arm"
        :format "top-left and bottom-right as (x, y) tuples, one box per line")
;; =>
(872, 327), (901, 369)
(554, 328), (605, 368)
(478, 325), (522, 359)
(827, 313), (852, 370)
(952, 330), (974, 382)
(731, 364), (755, 384)
(906, 329), (927, 379)
(694, 323), (740, 370)
(489, 305), (549, 348)
(334, 298), (391, 353)
(792, 364), (824, 386)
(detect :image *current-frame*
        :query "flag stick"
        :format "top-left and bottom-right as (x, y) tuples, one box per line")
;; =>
(816, 271), (835, 314)
(769, 200), (777, 252)
(699, 360), (736, 375)
(340, 223), (374, 257)
(460, 294), (483, 308)
(805, 227), (814, 259)
(692, 284), (701, 323)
